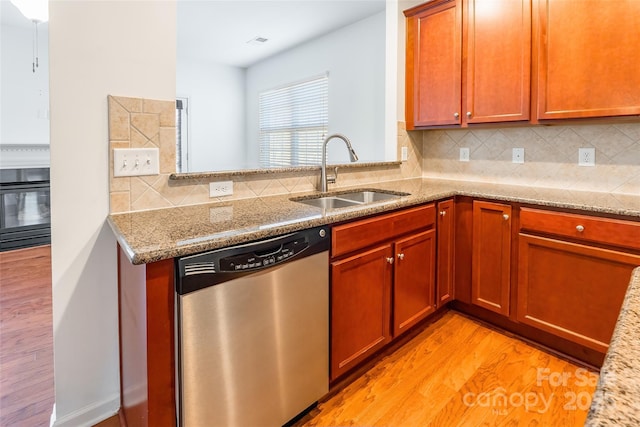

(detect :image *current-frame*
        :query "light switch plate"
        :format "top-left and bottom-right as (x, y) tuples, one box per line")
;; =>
(579, 148), (595, 166)
(512, 148), (525, 164)
(401, 146), (409, 161)
(113, 148), (159, 177)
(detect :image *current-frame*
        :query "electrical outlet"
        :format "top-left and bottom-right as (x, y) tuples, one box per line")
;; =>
(113, 148), (160, 177)
(210, 181), (234, 197)
(512, 148), (525, 164)
(459, 147), (470, 162)
(401, 146), (409, 161)
(578, 148), (595, 166)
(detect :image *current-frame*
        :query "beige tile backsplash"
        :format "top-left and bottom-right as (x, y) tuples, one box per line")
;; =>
(108, 95), (639, 214)
(108, 96), (422, 213)
(420, 123), (640, 195)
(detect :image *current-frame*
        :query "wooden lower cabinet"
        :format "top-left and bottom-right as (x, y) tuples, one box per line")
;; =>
(394, 229), (437, 336)
(331, 245), (393, 381)
(471, 201), (512, 315)
(436, 199), (455, 307)
(518, 234), (640, 353)
(118, 247), (176, 427)
(330, 204), (438, 380)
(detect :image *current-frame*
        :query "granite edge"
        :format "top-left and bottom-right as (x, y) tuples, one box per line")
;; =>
(168, 161), (403, 180)
(585, 267), (640, 426)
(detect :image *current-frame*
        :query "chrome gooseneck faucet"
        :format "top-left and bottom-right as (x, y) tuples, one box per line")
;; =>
(321, 134), (358, 192)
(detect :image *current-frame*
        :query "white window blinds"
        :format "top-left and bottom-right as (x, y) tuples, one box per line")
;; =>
(259, 74), (328, 168)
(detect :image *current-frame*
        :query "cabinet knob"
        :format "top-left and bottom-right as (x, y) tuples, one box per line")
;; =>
(466, 111), (472, 118)
(386, 257), (394, 264)
(454, 112), (460, 119)
(397, 253), (405, 260)
(440, 210), (446, 217)
(503, 214), (510, 221)
(576, 225), (585, 232)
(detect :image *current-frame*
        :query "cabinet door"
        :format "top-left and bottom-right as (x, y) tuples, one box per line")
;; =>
(406, 0), (461, 128)
(534, 0), (640, 119)
(518, 234), (640, 353)
(464, 0), (530, 123)
(393, 230), (436, 336)
(472, 201), (511, 315)
(436, 199), (455, 307)
(330, 245), (393, 381)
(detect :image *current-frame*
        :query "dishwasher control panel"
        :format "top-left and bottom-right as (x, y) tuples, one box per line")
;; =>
(219, 237), (307, 272)
(176, 226), (330, 294)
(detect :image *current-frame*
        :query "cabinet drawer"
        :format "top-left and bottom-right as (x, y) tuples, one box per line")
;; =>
(332, 204), (436, 258)
(520, 207), (640, 251)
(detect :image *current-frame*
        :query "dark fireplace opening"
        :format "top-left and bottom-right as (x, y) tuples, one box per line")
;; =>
(0, 168), (51, 251)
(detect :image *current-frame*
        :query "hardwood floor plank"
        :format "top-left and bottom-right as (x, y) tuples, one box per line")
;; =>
(301, 311), (597, 427)
(0, 245), (54, 427)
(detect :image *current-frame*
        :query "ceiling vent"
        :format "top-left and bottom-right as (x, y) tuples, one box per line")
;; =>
(247, 36), (269, 46)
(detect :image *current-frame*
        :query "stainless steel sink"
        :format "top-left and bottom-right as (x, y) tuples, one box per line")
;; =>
(295, 196), (361, 209)
(291, 190), (409, 210)
(337, 191), (403, 204)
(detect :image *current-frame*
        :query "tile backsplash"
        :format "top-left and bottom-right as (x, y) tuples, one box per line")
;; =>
(108, 95), (640, 214)
(420, 123), (640, 195)
(108, 96), (422, 213)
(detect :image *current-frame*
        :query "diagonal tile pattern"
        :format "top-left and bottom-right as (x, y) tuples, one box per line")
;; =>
(108, 96), (421, 213)
(421, 123), (640, 194)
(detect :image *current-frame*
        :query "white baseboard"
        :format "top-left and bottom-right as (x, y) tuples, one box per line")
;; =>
(51, 394), (120, 427)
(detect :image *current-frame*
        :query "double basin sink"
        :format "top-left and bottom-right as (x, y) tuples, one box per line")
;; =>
(291, 189), (410, 210)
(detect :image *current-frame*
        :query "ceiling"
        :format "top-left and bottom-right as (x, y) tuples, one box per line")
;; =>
(1, 0), (386, 69)
(177, 0), (386, 68)
(0, 0), (34, 28)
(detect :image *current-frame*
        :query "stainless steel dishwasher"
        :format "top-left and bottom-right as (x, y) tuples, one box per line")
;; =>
(176, 226), (330, 427)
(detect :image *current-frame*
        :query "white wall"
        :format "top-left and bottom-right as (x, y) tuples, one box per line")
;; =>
(48, 1), (175, 425)
(177, 58), (246, 171)
(245, 11), (386, 165)
(0, 22), (50, 145)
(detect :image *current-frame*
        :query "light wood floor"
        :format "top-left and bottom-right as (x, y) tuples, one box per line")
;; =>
(0, 245), (54, 427)
(301, 311), (598, 427)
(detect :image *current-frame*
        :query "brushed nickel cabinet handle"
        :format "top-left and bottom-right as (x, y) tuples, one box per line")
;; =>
(397, 253), (405, 260)
(466, 111), (472, 118)
(386, 257), (394, 264)
(576, 225), (585, 232)
(503, 214), (510, 221)
(440, 210), (447, 217)
(454, 112), (460, 119)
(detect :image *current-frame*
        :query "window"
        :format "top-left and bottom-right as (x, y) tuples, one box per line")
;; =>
(259, 74), (328, 168)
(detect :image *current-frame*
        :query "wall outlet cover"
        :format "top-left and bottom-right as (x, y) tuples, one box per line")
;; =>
(401, 146), (409, 161)
(210, 181), (234, 197)
(512, 148), (525, 164)
(578, 148), (596, 166)
(459, 147), (470, 162)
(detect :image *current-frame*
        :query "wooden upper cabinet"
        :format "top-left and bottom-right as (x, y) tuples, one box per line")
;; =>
(464, 0), (531, 123)
(534, 0), (640, 119)
(405, 0), (531, 128)
(471, 201), (512, 316)
(405, 0), (462, 128)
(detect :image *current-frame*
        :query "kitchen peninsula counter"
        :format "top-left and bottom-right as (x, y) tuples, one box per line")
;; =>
(108, 177), (640, 424)
(107, 177), (640, 265)
(586, 267), (640, 426)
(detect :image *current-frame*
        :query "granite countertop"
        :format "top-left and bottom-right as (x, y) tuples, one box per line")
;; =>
(107, 177), (640, 421)
(107, 177), (640, 265)
(586, 267), (640, 426)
